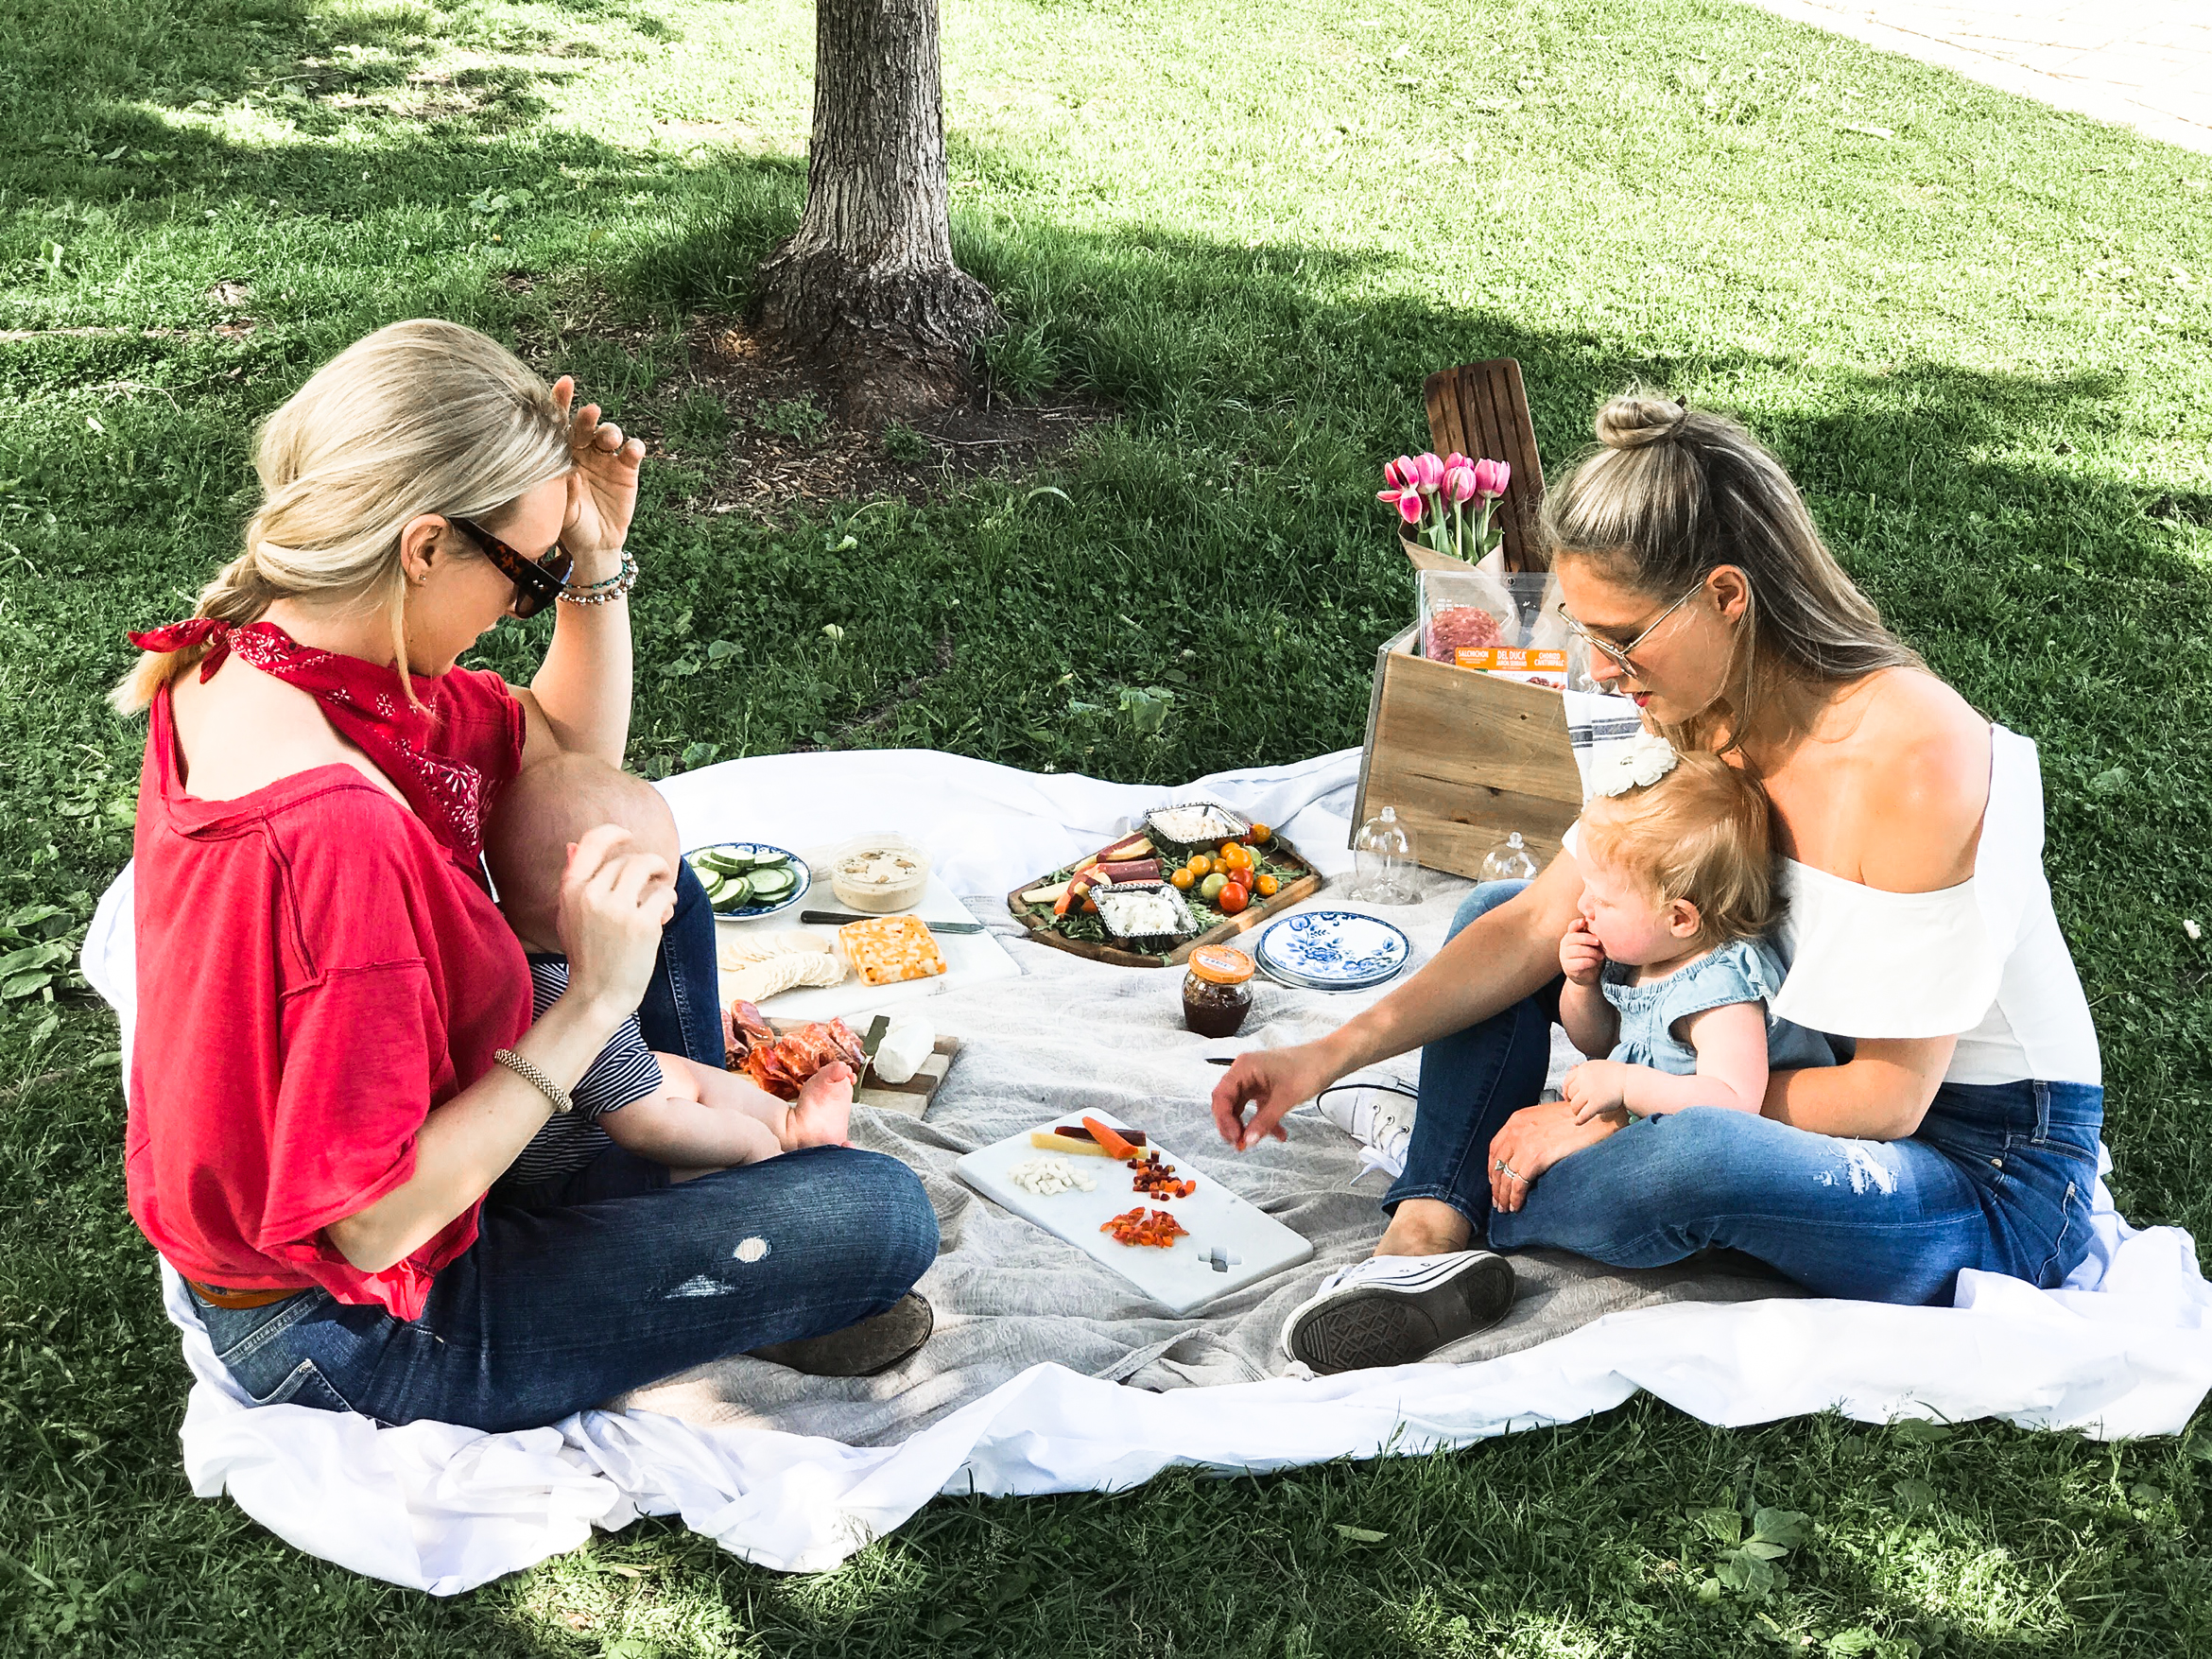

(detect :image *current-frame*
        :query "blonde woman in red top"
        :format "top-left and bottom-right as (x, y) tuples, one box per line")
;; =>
(115, 320), (938, 1431)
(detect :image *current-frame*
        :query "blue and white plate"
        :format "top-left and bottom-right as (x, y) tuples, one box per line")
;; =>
(1254, 910), (1411, 991)
(685, 841), (812, 921)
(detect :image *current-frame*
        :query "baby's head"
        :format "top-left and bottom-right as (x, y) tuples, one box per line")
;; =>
(1576, 752), (1779, 965)
(485, 752), (681, 953)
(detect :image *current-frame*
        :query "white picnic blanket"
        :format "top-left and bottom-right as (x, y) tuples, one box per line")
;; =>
(82, 743), (2212, 1594)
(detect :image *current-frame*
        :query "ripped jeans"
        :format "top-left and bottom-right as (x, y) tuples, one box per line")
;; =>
(190, 858), (940, 1432)
(1388, 881), (2104, 1306)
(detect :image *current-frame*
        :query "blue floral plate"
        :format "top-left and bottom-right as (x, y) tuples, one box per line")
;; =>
(1253, 910), (1411, 991)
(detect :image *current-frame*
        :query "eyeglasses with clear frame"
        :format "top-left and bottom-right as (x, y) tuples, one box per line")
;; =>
(448, 517), (575, 618)
(1553, 584), (1699, 678)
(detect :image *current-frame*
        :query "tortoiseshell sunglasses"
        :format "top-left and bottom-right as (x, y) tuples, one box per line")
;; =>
(449, 516), (575, 617)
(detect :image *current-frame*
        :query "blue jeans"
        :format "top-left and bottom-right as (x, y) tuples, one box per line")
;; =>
(1386, 882), (2103, 1306)
(191, 858), (941, 1431)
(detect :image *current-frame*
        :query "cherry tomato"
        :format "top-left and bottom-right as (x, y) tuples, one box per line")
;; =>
(1169, 867), (1196, 890)
(1218, 881), (1251, 914)
(1254, 872), (1279, 898)
(1248, 822), (1272, 844)
(1186, 854), (1213, 878)
(1199, 872), (1229, 903)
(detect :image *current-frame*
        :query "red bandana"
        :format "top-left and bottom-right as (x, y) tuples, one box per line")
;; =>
(130, 618), (495, 868)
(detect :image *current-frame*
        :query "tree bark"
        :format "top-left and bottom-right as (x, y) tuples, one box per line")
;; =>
(757, 0), (1004, 423)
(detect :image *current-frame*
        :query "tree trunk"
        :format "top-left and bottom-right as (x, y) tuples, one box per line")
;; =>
(757, 0), (1004, 423)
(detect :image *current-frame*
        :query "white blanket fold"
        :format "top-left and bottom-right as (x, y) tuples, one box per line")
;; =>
(82, 746), (2212, 1595)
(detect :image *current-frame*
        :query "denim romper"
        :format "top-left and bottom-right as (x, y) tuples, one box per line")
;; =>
(1600, 938), (1838, 1076)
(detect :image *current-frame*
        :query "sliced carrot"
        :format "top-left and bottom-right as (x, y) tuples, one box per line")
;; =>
(1081, 1115), (1139, 1160)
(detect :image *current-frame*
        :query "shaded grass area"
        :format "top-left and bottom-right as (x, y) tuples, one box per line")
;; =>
(2, 0), (2210, 1651)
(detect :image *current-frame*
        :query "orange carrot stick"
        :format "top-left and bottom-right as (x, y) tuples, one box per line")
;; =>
(1081, 1115), (1139, 1161)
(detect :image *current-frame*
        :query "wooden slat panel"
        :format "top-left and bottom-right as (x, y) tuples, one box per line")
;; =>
(1421, 359), (1549, 572)
(1352, 630), (1583, 880)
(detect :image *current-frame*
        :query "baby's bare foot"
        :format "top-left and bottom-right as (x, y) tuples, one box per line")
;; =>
(787, 1061), (855, 1149)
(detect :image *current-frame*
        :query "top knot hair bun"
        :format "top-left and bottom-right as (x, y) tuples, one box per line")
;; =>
(1594, 395), (1690, 451)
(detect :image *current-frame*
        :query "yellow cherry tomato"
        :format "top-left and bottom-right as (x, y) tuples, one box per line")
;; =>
(1254, 872), (1279, 898)
(1248, 822), (1272, 844)
(1186, 854), (1213, 877)
(1170, 867), (1196, 890)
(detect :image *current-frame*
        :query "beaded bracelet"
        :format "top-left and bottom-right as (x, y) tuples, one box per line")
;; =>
(557, 549), (638, 607)
(493, 1047), (573, 1115)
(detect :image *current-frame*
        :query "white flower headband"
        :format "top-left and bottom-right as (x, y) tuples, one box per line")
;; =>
(1586, 729), (1680, 800)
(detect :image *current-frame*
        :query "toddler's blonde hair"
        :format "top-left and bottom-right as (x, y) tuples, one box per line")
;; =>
(1579, 752), (1781, 947)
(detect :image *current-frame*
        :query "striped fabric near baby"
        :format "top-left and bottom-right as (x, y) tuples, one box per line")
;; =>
(492, 956), (665, 1193)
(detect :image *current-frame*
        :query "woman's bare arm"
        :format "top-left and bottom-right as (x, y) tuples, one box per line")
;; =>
(514, 383), (643, 768)
(1762, 1034), (1956, 1140)
(1212, 852), (1583, 1149)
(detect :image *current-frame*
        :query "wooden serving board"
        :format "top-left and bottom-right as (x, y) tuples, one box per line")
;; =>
(953, 1112), (1313, 1315)
(1003, 833), (1325, 970)
(765, 1019), (960, 1120)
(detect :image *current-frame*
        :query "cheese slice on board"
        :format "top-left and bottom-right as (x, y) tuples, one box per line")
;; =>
(838, 915), (948, 986)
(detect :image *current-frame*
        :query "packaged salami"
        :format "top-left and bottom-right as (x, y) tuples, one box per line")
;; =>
(1417, 567), (1581, 689)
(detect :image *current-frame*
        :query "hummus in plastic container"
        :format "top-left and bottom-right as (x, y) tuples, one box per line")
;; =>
(825, 834), (933, 913)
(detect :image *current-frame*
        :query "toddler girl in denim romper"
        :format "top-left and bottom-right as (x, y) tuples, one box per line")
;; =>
(1556, 746), (1832, 1125)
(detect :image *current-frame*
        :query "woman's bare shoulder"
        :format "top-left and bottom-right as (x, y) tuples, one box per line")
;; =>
(1832, 669), (1989, 891)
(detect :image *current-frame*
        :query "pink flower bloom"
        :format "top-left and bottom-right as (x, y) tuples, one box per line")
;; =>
(1471, 458), (1511, 499)
(1408, 452), (1444, 493)
(1443, 452), (1472, 475)
(1394, 486), (1425, 527)
(1442, 464), (1478, 505)
(1383, 458), (1404, 489)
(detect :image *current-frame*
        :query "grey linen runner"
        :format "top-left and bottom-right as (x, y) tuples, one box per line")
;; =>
(619, 870), (1802, 1445)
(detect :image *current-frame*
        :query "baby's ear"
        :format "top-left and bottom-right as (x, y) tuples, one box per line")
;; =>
(1668, 897), (1702, 939)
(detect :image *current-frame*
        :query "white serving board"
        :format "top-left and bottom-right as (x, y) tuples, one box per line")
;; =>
(953, 1113), (1314, 1316)
(715, 871), (1021, 1021)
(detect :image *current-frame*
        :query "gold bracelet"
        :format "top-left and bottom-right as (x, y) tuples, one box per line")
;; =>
(493, 1048), (573, 1115)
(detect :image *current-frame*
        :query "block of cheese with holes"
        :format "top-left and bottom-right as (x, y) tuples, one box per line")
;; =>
(837, 914), (948, 986)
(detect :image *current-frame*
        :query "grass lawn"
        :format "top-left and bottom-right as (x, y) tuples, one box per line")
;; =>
(4, 0), (2211, 1650)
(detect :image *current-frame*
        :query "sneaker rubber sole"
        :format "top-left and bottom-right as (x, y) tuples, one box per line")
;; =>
(1284, 1253), (1515, 1374)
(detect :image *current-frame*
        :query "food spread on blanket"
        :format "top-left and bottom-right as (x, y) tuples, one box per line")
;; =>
(1019, 807), (1302, 959)
(838, 914), (949, 985)
(723, 1001), (868, 1098)
(688, 844), (803, 913)
(827, 835), (931, 914)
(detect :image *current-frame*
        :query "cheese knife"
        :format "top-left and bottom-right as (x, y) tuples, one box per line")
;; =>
(800, 908), (986, 935)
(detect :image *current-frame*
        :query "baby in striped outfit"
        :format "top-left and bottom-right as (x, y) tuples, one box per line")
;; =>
(483, 754), (853, 1204)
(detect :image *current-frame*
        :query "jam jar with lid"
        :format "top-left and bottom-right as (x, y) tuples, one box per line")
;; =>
(1182, 944), (1255, 1038)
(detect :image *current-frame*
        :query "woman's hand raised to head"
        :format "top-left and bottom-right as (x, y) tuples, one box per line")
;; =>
(551, 374), (646, 574)
(1212, 1043), (1337, 1151)
(555, 823), (675, 1023)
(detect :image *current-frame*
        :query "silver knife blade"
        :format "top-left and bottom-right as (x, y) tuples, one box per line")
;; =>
(800, 908), (985, 934)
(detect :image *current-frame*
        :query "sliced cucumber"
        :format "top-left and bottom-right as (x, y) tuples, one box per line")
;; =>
(748, 851), (790, 870)
(747, 871), (795, 902)
(710, 874), (755, 912)
(699, 849), (753, 875)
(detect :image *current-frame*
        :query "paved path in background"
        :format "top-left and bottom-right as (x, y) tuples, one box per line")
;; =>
(1737, 0), (2212, 155)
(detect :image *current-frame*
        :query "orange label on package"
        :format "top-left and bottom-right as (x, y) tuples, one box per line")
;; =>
(1453, 648), (1568, 672)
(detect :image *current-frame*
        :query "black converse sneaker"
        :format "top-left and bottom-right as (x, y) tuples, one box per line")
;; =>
(1279, 1252), (1515, 1374)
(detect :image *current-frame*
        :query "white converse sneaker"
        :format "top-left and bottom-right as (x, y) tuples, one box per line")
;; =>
(1316, 1080), (1419, 1179)
(1279, 1250), (1515, 1374)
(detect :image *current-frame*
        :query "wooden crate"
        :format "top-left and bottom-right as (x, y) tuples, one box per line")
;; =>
(1350, 625), (1582, 878)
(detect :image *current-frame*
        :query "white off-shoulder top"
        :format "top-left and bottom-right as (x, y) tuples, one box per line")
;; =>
(1564, 725), (2100, 1088)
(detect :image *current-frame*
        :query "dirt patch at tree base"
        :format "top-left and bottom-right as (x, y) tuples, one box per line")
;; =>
(531, 314), (1110, 521)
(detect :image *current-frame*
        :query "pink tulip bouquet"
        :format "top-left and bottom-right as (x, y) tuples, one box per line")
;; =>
(1378, 451), (1512, 563)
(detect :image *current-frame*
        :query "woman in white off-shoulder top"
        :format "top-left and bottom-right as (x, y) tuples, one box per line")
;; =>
(1214, 396), (2103, 1374)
